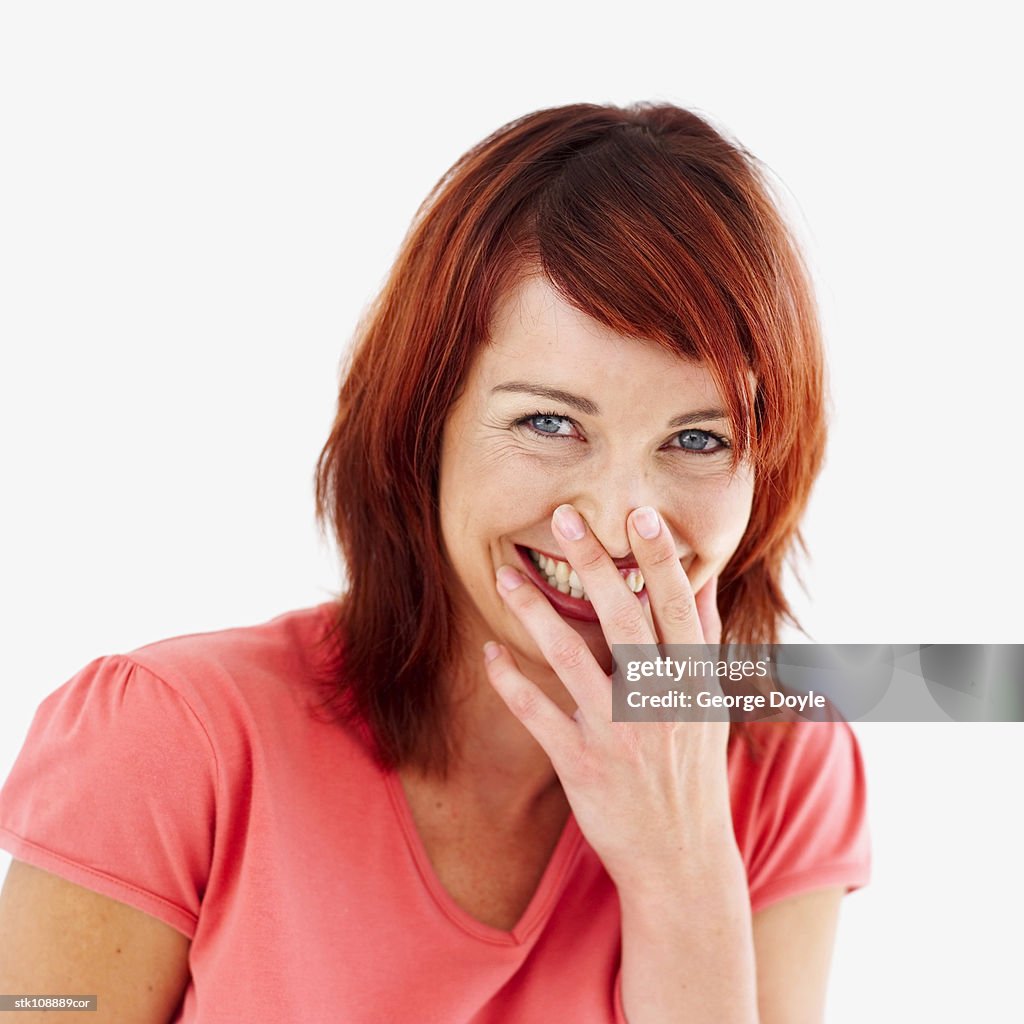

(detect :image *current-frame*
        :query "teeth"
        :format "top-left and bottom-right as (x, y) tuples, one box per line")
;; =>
(523, 547), (646, 603)
(526, 547), (590, 601)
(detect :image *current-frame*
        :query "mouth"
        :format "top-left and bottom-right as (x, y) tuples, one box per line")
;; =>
(513, 544), (647, 623)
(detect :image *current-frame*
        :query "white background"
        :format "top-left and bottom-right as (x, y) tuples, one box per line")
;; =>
(1, 2), (1021, 1020)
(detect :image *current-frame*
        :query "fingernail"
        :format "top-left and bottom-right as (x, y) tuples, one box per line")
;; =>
(496, 565), (524, 591)
(553, 504), (585, 540)
(631, 506), (661, 539)
(483, 641), (501, 663)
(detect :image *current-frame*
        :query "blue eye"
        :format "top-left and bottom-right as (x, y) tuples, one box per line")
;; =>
(519, 412), (575, 437)
(673, 429), (728, 453)
(513, 411), (730, 455)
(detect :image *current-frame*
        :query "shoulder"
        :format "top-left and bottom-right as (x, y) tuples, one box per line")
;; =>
(17, 600), (348, 789)
(0, 601), (349, 937)
(728, 718), (865, 791)
(119, 601), (341, 731)
(728, 718), (869, 825)
(728, 721), (871, 913)
(125, 601), (338, 695)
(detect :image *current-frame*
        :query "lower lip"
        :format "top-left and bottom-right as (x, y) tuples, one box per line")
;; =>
(514, 545), (649, 623)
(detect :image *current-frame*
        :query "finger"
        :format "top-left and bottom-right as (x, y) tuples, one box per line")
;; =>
(694, 574), (722, 645)
(482, 641), (580, 763)
(550, 503), (654, 648)
(626, 506), (705, 645)
(495, 564), (612, 720)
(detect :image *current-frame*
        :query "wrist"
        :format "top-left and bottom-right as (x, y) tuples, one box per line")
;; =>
(613, 833), (747, 913)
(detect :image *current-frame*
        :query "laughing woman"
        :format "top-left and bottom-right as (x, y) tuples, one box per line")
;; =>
(0, 103), (869, 1023)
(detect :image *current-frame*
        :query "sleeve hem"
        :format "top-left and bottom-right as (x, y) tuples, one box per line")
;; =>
(749, 861), (870, 915)
(0, 826), (198, 939)
(613, 970), (628, 1023)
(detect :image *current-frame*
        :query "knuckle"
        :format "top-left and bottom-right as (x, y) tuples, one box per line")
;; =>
(575, 547), (607, 574)
(645, 543), (682, 571)
(607, 605), (649, 643)
(660, 593), (697, 629)
(509, 687), (541, 720)
(608, 722), (647, 762)
(508, 584), (537, 607)
(511, 586), (546, 616)
(562, 742), (600, 783)
(548, 634), (589, 672)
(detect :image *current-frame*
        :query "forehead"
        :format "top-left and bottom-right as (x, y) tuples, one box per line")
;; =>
(477, 274), (724, 406)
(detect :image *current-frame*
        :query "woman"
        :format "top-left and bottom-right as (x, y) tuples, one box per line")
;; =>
(0, 102), (869, 1022)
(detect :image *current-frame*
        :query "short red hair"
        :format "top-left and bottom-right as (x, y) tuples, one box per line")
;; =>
(314, 102), (826, 774)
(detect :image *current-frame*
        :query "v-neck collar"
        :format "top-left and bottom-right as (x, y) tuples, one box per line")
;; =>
(384, 768), (584, 947)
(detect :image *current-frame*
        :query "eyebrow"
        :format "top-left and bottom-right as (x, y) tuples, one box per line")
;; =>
(490, 381), (729, 429)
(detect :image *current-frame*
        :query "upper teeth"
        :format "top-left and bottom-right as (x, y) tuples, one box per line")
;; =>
(527, 548), (644, 601)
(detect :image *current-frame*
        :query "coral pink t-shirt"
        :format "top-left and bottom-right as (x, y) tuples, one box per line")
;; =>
(0, 603), (870, 1023)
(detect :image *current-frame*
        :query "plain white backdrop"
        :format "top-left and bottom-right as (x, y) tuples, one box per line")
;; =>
(1, 2), (1021, 1020)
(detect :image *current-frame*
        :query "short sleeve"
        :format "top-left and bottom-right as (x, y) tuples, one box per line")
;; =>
(742, 721), (871, 914)
(0, 654), (217, 938)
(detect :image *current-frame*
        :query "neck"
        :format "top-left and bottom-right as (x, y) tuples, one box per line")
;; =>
(407, 641), (575, 819)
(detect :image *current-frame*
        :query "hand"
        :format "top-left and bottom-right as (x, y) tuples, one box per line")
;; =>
(484, 503), (736, 895)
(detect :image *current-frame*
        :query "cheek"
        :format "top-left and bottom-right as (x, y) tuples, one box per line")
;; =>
(438, 446), (557, 567)
(671, 472), (754, 555)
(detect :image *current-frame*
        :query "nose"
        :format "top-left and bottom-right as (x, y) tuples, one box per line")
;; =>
(564, 464), (662, 562)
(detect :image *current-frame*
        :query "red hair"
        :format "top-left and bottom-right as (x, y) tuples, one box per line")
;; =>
(314, 102), (825, 774)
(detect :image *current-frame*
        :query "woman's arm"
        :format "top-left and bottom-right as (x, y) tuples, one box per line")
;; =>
(0, 859), (191, 1023)
(486, 503), (761, 1022)
(618, 880), (843, 1023)
(751, 887), (844, 1024)
(486, 503), (859, 1022)
(616, 844), (757, 1022)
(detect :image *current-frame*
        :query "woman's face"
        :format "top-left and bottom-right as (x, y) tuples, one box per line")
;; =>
(438, 275), (755, 685)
